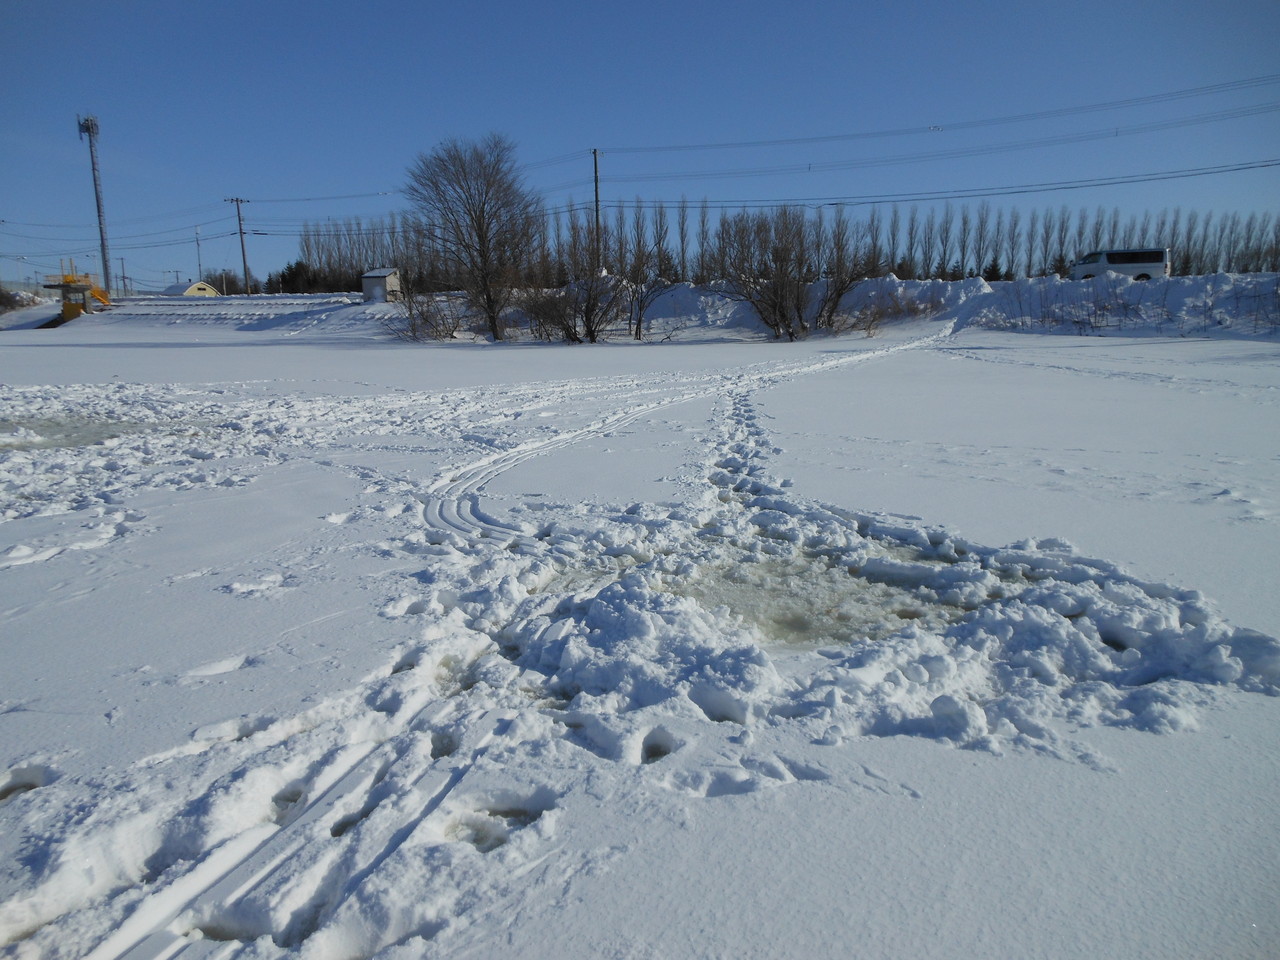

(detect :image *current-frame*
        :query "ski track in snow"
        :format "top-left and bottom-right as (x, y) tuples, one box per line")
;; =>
(2, 318), (1278, 958)
(413, 329), (953, 546)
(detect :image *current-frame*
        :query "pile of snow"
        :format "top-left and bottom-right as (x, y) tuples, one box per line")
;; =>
(97, 294), (400, 336)
(967, 271), (1280, 336)
(0, 280), (1277, 958)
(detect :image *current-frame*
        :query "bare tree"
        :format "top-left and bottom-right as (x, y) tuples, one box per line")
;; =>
(1105, 207), (1121, 249)
(387, 283), (467, 341)
(676, 196), (690, 282)
(1023, 208), (1039, 277)
(1194, 211), (1216, 274)
(1181, 210), (1202, 274)
(1051, 205), (1071, 276)
(814, 205), (866, 331)
(695, 199), (714, 283)
(522, 204), (625, 343)
(404, 133), (541, 340)
(1243, 212), (1275, 272)
(719, 206), (817, 340)
(1072, 207), (1089, 262)
(296, 215), (413, 291)
(652, 202), (674, 279)
(902, 207), (920, 279)
(1088, 205), (1106, 252)
(985, 208), (1007, 279)
(1034, 207), (1051, 277)
(1003, 208), (1023, 278)
(919, 208), (938, 280)
(1153, 208), (1170, 248)
(1216, 213), (1240, 272)
(1167, 208), (1187, 274)
(957, 205), (973, 278)
(972, 202), (992, 281)
(936, 203), (955, 278)
(866, 205), (885, 277)
(620, 200), (673, 340)
(611, 203), (630, 278)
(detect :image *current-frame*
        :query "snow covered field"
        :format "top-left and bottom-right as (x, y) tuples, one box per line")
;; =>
(1, 278), (1278, 959)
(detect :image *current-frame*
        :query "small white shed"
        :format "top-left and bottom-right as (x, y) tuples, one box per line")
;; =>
(162, 281), (220, 297)
(362, 268), (402, 302)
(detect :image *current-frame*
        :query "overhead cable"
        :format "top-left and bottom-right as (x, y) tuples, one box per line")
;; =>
(600, 73), (1280, 154)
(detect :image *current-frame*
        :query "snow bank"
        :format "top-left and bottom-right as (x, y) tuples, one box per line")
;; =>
(80, 294), (401, 337)
(968, 272), (1280, 337)
(51, 272), (1280, 343)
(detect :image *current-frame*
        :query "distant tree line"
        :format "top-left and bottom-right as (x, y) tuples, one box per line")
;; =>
(266, 213), (422, 295)
(279, 200), (1280, 295)
(269, 134), (1280, 339)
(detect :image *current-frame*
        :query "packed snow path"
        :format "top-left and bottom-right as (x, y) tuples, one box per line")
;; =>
(2, 300), (1278, 959)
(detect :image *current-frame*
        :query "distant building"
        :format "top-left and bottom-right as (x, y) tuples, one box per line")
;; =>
(362, 268), (402, 303)
(162, 281), (220, 297)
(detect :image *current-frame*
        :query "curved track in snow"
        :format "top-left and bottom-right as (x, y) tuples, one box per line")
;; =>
(414, 326), (959, 545)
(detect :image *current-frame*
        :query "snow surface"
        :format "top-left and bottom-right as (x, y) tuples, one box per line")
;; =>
(1, 278), (1278, 959)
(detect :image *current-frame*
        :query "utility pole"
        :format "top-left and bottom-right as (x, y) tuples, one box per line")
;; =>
(195, 226), (203, 282)
(225, 197), (251, 294)
(591, 148), (606, 273)
(592, 149), (601, 271)
(118, 257), (125, 298)
(77, 115), (112, 297)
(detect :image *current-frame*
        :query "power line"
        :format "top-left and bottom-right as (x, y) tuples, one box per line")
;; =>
(251, 190), (396, 204)
(639, 158), (1280, 210)
(0, 218), (236, 246)
(0, 229), (240, 255)
(600, 73), (1280, 154)
(228, 158), (1280, 231)
(0, 205), (229, 233)
(8, 147), (1276, 269)
(7, 155), (1272, 260)
(520, 149), (594, 171)
(600, 102), (1280, 185)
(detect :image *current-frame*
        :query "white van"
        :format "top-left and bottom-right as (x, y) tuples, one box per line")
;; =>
(1069, 248), (1170, 281)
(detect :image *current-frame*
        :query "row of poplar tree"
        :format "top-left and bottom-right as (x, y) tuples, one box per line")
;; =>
(264, 134), (1279, 340)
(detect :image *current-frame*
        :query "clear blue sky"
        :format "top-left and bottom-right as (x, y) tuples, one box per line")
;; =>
(3, 0), (1278, 291)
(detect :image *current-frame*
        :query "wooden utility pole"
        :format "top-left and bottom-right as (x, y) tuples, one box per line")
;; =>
(77, 115), (112, 298)
(225, 197), (251, 294)
(592, 149), (601, 270)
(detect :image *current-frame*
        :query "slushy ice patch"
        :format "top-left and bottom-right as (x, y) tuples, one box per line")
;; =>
(663, 553), (964, 647)
(484, 499), (1279, 756)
